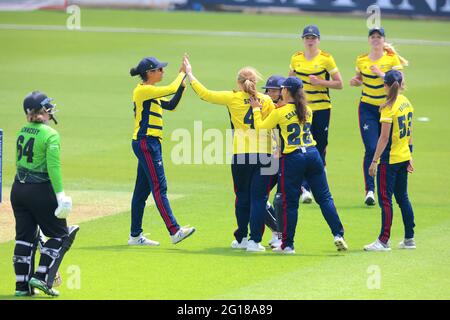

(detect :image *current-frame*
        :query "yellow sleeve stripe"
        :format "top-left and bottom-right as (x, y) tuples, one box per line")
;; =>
(380, 118), (393, 123)
(392, 66), (403, 70)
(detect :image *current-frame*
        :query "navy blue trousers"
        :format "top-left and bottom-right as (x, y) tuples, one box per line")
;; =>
(231, 154), (274, 243)
(131, 137), (179, 237)
(302, 109), (330, 192)
(359, 101), (381, 193)
(311, 109), (330, 165)
(279, 147), (344, 249)
(377, 161), (415, 243)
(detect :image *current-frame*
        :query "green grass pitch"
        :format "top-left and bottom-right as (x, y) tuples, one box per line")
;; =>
(0, 9), (449, 299)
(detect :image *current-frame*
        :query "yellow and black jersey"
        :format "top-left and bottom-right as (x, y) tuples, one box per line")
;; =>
(190, 79), (275, 154)
(356, 52), (403, 106)
(253, 103), (316, 155)
(290, 50), (339, 111)
(379, 94), (413, 164)
(132, 72), (186, 140)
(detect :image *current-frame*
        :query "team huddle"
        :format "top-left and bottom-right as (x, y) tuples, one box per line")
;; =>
(10, 24), (416, 297)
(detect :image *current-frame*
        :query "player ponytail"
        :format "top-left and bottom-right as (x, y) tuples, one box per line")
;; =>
(237, 67), (262, 98)
(130, 67), (148, 81)
(292, 88), (307, 125)
(384, 43), (409, 67)
(381, 81), (400, 109)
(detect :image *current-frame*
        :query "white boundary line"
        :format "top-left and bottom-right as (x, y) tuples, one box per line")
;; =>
(1, 24), (450, 46)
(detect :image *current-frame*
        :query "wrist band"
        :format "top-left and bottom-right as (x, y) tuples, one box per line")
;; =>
(409, 145), (413, 153)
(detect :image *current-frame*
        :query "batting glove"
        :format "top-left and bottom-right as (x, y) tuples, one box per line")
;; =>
(55, 191), (72, 219)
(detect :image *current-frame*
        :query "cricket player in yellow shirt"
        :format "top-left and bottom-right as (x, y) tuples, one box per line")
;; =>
(129, 56), (195, 247)
(364, 70), (416, 251)
(350, 27), (408, 206)
(289, 25), (344, 204)
(250, 77), (347, 254)
(183, 56), (276, 252)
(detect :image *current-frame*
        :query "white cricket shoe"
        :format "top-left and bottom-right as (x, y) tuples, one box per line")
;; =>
(128, 233), (160, 246)
(365, 191), (376, 206)
(334, 235), (348, 251)
(268, 232), (282, 248)
(171, 226), (196, 244)
(272, 246), (295, 254)
(364, 239), (391, 251)
(246, 240), (265, 252)
(231, 237), (248, 249)
(300, 187), (313, 204)
(399, 238), (416, 249)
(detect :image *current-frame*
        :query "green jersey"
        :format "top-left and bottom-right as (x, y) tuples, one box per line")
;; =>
(15, 122), (63, 193)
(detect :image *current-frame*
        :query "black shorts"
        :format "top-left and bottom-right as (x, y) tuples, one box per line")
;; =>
(10, 180), (68, 242)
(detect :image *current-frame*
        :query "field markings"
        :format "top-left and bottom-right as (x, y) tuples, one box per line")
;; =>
(1, 24), (450, 47)
(0, 188), (185, 243)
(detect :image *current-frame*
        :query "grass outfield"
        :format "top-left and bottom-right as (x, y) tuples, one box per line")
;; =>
(0, 9), (449, 299)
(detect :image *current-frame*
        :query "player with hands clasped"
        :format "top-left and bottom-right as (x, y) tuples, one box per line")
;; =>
(11, 91), (79, 297)
(129, 56), (195, 247)
(288, 25), (344, 204)
(350, 27), (408, 206)
(250, 77), (347, 254)
(364, 70), (416, 252)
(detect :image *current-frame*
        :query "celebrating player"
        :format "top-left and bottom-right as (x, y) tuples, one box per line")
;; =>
(129, 56), (195, 246)
(183, 56), (276, 252)
(350, 27), (408, 206)
(289, 24), (344, 204)
(364, 70), (416, 251)
(261, 75), (287, 248)
(250, 77), (347, 254)
(11, 91), (79, 297)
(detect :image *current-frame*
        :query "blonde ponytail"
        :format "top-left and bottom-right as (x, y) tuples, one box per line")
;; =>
(384, 43), (409, 67)
(237, 67), (262, 98)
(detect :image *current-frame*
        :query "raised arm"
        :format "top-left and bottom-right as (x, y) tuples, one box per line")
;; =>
(138, 72), (186, 100)
(160, 80), (186, 111)
(184, 56), (232, 106)
(250, 97), (280, 130)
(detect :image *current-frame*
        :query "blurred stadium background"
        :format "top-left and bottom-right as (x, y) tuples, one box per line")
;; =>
(1, 0), (450, 17)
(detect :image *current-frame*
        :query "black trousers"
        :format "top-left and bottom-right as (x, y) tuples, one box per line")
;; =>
(11, 180), (68, 242)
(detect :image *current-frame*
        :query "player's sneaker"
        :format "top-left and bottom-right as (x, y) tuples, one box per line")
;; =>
(171, 226), (196, 244)
(272, 246), (295, 254)
(29, 277), (59, 297)
(15, 290), (33, 297)
(364, 191), (376, 206)
(128, 233), (160, 246)
(399, 238), (416, 249)
(334, 235), (348, 251)
(246, 240), (265, 252)
(268, 232), (282, 248)
(300, 187), (313, 204)
(231, 237), (248, 249)
(364, 239), (391, 251)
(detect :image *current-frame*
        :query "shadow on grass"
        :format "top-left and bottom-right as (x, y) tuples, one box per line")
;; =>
(0, 294), (59, 300)
(76, 244), (345, 258)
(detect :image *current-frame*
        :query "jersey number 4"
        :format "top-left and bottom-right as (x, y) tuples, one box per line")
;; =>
(17, 135), (35, 163)
(244, 107), (255, 129)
